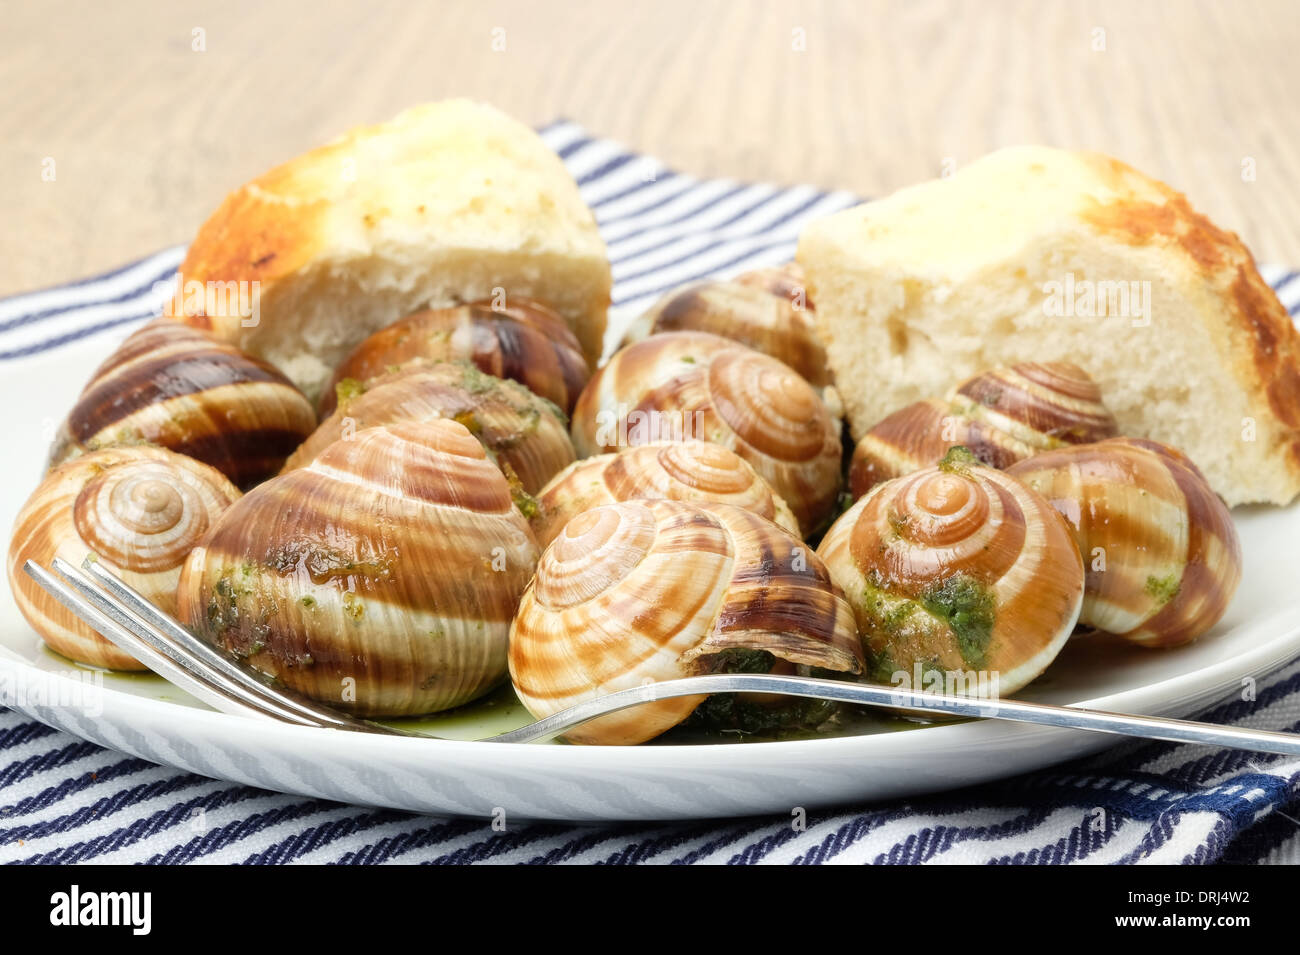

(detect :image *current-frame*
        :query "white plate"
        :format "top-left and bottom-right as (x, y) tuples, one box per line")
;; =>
(3, 325), (1299, 822)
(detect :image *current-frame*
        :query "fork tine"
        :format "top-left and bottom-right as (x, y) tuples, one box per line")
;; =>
(74, 557), (391, 734)
(46, 557), (354, 729)
(49, 557), (322, 726)
(24, 559), (276, 721)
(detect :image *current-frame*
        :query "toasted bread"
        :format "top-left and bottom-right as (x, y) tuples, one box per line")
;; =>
(170, 100), (611, 401)
(798, 146), (1300, 506)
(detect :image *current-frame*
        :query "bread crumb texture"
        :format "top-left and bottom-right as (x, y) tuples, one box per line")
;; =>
(170, 100), (611, 401)
(797, 145), (1300, 506)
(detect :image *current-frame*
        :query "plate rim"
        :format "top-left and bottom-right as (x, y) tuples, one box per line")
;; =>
(4, 333), (1300, 818)
(3, 601), (1297, 765)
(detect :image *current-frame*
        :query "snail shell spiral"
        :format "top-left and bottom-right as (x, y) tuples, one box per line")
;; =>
(319, 298), (590, 418)
(7, 447), (241, 669)
(570, 331), (842, 533)
(178, 419), (541, 717)
(619, 264), (828, 388)
(283, 360), (576, 498)
(849, 362), (1119, 497)
(1007, 437), (1242, 648)
(49, 319), (318, 489)
(532, 440), (800, 547)
(509, 499), (864, 745)
(818, 451), (1085, 695)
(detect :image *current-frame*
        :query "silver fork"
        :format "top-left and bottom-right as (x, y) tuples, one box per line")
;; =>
(23, 557), (1300, 755)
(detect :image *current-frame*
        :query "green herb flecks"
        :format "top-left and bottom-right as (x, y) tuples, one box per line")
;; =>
(937, 445), (980, 475)
(334, 377), (366, 409)
(683, 692), (840, 737)
(1144, 573), (1181, 606)
(454, 360), (503, 396)
(205, 565), (274, 658)
(511, 486), (541, 519)
(498, 460), (540, 519)
(685, 649), (841, 736)
(858, 573), (919, 636)
(919, 574), (996, 668)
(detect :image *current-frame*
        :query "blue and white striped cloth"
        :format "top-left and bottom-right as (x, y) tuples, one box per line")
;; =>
(3, 122), (1300, 864)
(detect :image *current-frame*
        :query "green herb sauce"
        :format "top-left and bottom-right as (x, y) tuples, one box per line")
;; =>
(677, 649), (847, 738)
(334, 377), (366, 408)
(937, 445), (980, 475)
(919, 574), (995, 667)
(1144, 573), (1181, 605)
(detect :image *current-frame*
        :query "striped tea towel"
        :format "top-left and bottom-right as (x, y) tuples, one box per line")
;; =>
(2, 122), (1300, 864)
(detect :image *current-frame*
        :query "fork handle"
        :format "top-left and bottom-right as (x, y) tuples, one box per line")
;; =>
(485, 673), (1300, 754)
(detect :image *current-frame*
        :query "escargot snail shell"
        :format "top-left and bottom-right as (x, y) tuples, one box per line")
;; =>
(732, 263), (814, 309)
(1007, 437), (1242, 648)
(48, 319), (318, 489)
(818, 452), (1085, 696)
(509, 499), (864, 745)
(177, 419), (541, 717)
(282, 360), (576, 498)
(531, 440), (800, 547)
(7, 446), (241, 670)
(570, 331), (842, 533)
(849, 362), (1119, 497)
(319, 298), (590, 418)
(618, 265), (828, 388)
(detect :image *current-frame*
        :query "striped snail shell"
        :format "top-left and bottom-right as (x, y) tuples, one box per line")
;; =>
(570, 331), (843, 533)
(318, 298), (590, 418)
(532, 440), (800, 547)
(49, 319), (318, 489)
(849, 362), (1118, 497)
(818, 449), (1085, 695)
(733, 262), (814, 309)
(618, 264), (829, 388)
(177, 419), (541, 717)
(1007, 437), (1242, 648)
(282, 360), (576, 500)
(7, 446), (241, 670)
(509, 499), (864, 745)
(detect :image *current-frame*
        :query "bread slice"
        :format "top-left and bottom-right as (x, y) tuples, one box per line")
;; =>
(798, 146), (1300, 506)
(169, 100), (610, 402)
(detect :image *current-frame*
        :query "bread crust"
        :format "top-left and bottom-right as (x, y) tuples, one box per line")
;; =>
(170, 100), (610, 392)
(1078, 154), (1300, 493)
(798, 146), (1300, 506)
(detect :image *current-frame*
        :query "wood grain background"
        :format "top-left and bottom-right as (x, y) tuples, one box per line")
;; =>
(2, 0), (1297, 296)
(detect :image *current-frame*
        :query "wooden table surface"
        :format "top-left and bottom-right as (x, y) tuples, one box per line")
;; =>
(3, 0), (1297, 296)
